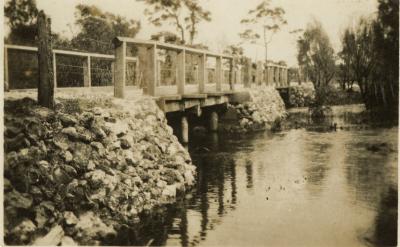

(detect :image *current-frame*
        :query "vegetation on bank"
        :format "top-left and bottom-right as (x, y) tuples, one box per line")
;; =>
(296, 0), (398, 116)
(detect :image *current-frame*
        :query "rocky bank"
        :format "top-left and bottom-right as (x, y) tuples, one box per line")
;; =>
(4, 95), (196, 245)
(221, 86), (287, 133)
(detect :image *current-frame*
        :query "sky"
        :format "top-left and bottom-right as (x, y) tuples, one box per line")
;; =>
(5, 0), (379, 67)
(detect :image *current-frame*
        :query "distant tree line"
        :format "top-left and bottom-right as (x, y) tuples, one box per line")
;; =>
(4, 0), (212, 52)
(296, 0), (398, 115)
(4, 0), (213, 90)
(339, 0), (398, 114)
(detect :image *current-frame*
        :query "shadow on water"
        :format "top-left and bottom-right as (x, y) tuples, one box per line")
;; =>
(112, 104), (397, 246)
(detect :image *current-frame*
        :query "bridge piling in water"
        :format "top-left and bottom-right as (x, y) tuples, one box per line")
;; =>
(209, 111), (219, 132)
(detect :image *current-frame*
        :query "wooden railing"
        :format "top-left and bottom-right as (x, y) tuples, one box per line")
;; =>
(112, 37), (238, 98)
(4, 41), (289, 96)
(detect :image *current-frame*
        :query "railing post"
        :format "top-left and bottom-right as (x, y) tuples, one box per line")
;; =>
(269, 66), (273, 86)
(198, 53), (206, 93)
(244, 58), (251, 88)
(230, 58), (235, 91)
(52, 52), (57, 88)
(138, 44), (157, 96)
(256, 61), (263, 86)
(111, 62), (115, 86)
(83, 56), (91, 87)
(177, 49), (185, 95)
(37, 10), (54, 108)
(4, 46), (9, 91)
(114, 40), (126, 98)
(216, 56), (222, 92)
(285, 68), (288, 86)
(88, 56), (91, 87)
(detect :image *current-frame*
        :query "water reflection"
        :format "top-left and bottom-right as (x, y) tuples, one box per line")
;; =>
(113, 105), (397, 246)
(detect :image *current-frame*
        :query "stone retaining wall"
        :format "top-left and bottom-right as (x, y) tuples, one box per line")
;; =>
(4, 95), (196, 245)
(221, 86), (287, 133)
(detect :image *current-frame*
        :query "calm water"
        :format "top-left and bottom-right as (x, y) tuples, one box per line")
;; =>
(117, 105), (398, 247)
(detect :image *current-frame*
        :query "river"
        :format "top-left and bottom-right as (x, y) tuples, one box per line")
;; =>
(117, 104), (398, 247)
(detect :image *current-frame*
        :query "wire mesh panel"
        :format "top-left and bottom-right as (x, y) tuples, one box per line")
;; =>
(157, 48), (178, 87)
(206, 56), (216, 84)
(7, 49), (38, 89)
(222, 58), (231, 85)
(185, 53), (200, 85)
(91, 57), (113, 87)
(56, 55), (85, 87)
(126, 61), (138, 87)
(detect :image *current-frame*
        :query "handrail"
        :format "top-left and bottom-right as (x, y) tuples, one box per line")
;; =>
(5, 44), (136, 61)
(114, 37), (233, 59)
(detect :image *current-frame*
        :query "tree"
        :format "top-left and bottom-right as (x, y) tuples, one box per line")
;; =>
(338, 28), (356, 90)
(4, 0), (38, 45)
(185, 1), (211, 45)
(239, 0), (287, 63)
(371, 0), (398, 111)
(151, 31), (182, 44)
(70, 4), (141, 53)
(297, 20), (336, 105)
(339, 0), (398, 115)
(342, 17), (376, 103)
(141, 0), (211, 45)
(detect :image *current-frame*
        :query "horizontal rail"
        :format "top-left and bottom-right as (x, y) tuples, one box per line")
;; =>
(5, 44), (137, 61)
(115, 37), (233, 59)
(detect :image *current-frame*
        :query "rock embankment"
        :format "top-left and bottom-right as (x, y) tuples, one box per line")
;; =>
(4, 96), (196, 245)
(221, 86), (287, 133)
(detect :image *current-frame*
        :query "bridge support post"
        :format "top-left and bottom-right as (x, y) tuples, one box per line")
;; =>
(209, 111), (218, 132)
(181, 115), (189, 143)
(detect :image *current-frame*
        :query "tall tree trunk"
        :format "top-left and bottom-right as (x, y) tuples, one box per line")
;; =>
(380, 84), (387, 107)
(37, 10), (54, 109)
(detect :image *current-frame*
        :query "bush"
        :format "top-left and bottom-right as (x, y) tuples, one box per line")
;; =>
(289, 83), (315, 107)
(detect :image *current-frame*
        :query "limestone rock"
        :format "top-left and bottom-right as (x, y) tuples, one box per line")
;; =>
(33, 225), (64, 246)
(61, 236), (78, 246)
(64, 211), (79, 226)
(11, 219), (36, 243)
(59, 114), (78, 127)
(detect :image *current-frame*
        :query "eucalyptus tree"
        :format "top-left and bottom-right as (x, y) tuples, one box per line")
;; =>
(4, 0), (39, 45)
(141, 0), (211, 45)
(297, 20), (336, 105)
(239, 0), (287, 63)
(71, 4), (141, 53)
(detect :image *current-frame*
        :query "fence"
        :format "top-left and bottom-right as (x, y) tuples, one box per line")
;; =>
(4, 44), (138, 90)
(4, 42), (289, 97)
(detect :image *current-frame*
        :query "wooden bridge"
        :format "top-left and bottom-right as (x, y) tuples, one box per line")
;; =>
(111, 37), (289, 113)
(4, 38), (289, 142)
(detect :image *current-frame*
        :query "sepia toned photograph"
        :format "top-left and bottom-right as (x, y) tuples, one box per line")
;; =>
(1, 0), (398, 246)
